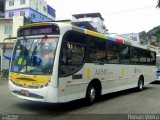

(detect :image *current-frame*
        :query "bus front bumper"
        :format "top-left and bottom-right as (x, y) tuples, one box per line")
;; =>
(8, 80), (58, 103)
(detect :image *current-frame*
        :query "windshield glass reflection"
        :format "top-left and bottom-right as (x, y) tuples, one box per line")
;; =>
(11, 37), (58, 75)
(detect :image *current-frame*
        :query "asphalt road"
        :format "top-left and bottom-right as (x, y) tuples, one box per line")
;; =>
(1, 79), (160, 120)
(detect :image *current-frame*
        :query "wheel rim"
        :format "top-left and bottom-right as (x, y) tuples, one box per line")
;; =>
(90, 87), (96, 102)
(139, 80), (143, 89)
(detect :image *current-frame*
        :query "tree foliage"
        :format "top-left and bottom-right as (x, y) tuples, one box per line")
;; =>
(139, 25), (160, 46)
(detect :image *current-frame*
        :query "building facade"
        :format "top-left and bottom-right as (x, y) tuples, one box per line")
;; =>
(5, 0), (56, 22)
(72, 13), (107, 34)
(0, 16), (29, 72)
(121, 33), (140, 44)
(0, 18), (13, 40)
(109, 33), (140, 45)
(0, 0), (56, 72)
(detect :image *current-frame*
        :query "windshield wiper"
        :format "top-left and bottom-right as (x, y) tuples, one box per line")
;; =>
(32, 35), (48, 55)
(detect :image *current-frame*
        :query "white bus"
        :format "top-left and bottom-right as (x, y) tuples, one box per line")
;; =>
(7, 22), (156, 105)
(156, 54), (160, 81)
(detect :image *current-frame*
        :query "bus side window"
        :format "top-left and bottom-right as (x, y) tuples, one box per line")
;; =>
(139, 49), (146, 65)
(66, 43), (73, 64)
(88, 37), (106, 63)
(119, 44), (130, 64)
(131, 47), (140, 64)
(151, 52), (156, 65)
(60, 42), (73, 65)
(146, 51), (151, 64)
(107, 41), (119, 64)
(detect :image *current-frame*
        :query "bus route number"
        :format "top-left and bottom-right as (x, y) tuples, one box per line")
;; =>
(95, 69), (107, 76)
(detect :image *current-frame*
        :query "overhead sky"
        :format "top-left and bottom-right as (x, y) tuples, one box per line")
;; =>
(46, 0), (160, 34)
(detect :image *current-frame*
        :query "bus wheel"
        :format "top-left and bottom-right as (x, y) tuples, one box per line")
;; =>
(137, 77), (144, 91)
(85, 84), (97, 105)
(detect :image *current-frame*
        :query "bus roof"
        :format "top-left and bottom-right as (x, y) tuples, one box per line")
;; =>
(20, 22), (156, 52)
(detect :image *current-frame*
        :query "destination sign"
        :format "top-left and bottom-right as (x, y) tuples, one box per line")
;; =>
(18, 25), (60, 37)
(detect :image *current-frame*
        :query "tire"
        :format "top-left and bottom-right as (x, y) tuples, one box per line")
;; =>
(137, 77), (144, 91)
(85, 84), (97, 105)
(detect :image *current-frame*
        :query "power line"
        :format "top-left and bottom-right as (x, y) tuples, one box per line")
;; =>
(105, 5), (155, 15)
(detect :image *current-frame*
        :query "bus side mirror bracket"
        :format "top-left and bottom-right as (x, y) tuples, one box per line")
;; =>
(3, 43), (6, 54)
(2, 37), (17, 60)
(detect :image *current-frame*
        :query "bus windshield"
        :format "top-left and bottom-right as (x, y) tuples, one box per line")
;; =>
(11, 37), (59, 75)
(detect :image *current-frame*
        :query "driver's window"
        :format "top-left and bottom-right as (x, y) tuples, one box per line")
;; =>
(59, 31), (87, 76)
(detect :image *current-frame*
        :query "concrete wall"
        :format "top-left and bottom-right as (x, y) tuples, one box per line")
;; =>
(0, 16), (25, 71)
(5, 8), (30, 18)
(5, 0), (55, 20)
(5, 8), (52, 22)
(0, 19), (13, 43)
(30, 0), (47, 16)
(0, 16), (25, 42)
(13, 16), (24, 37)
(5, 0), (30, 10)
(91, 17), (106, 34)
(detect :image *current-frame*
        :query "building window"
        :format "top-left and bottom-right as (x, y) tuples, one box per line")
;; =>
(9, 0), (14, 6)
(31, 13), (36, 18)
(43, 6), (47, 12)
(41, 17), (45, 21)
(20, 0), (25, 5)
(9, 12), (14, 18)
(20, 11), (25, 16)
(5, 26), (12, 35)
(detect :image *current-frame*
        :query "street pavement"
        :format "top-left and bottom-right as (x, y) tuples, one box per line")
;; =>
(1, 79), (160, 120)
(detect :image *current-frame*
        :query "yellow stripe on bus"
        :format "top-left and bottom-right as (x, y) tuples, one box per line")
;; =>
(85, 29), (108, 39)
(10, 73), (51, 87)
(122, 68), (125, 77)
(87, 67), (91, 80)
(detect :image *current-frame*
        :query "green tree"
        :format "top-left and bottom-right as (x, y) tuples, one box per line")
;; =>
(139, 25), (160, 46)
(139, 31), (148, 44)
(156, 35), (160, 47)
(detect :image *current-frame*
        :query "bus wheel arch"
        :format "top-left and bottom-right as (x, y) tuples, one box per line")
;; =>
(137, 75), (144, 91)
(85, 79), (102, 105)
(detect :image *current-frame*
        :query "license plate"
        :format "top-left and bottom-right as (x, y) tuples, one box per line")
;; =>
(20, 90), (29, 96)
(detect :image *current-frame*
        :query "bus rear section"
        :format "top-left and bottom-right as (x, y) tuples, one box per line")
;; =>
(156, 54), (160, 81)
(156, 71), (160, 81)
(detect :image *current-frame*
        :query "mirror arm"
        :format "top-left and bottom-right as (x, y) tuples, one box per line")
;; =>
(2, 37), (17, 60)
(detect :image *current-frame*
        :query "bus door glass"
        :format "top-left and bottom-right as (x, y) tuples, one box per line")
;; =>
(59, 31), (87, 77)
(59, 31), (87, 100)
